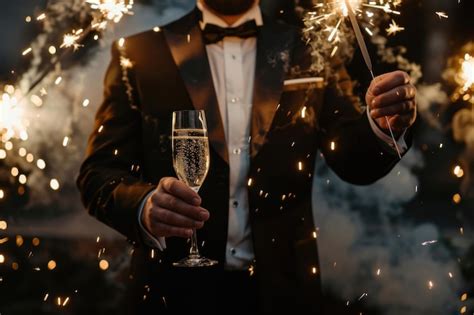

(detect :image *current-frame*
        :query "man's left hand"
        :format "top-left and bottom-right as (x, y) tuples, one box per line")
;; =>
(366, 70), (417, 136)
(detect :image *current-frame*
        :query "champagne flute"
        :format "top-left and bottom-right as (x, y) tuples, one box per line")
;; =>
(172, 110), (218, 267)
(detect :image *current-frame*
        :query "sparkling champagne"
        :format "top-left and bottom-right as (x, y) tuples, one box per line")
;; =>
(172, 129), (210, 190)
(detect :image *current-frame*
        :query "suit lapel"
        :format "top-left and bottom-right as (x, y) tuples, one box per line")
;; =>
(250, 21), (296, 158)
(163, 9), (229, 164)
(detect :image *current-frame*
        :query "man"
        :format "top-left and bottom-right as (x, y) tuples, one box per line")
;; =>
(77, 0), (417, 314)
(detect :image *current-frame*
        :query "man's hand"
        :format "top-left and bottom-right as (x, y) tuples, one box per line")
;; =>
(366, 70), (417, 135)
(142, 177), (210, 238)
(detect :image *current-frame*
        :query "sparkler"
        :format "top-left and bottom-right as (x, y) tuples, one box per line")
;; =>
(344, 0), (402, 159)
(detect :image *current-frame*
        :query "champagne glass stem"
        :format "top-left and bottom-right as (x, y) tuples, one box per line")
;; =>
(189, 187), (200, 257)
(190, 229), (199, 257)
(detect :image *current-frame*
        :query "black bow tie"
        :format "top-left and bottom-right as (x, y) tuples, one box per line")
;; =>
(202, 20), (259, 44)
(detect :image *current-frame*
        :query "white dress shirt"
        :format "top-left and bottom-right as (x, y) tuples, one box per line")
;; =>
(138, 1), (408, 270)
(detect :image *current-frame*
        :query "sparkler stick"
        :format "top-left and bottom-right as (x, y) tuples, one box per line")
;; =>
(344, 0), (403, 159)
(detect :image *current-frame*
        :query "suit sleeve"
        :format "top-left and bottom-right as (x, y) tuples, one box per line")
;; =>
(317, 60), (413, 185)
(76, 43), (155, 244)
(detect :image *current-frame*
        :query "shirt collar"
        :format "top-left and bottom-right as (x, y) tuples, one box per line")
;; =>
(196, 1), (263, 30)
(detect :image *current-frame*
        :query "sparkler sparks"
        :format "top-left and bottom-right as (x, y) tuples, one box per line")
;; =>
(444, 42), (474, 104)
(87, 0), (134, 24)
(60, 29), (83, 50)
(303, 0), (405, 72)
(386, 19), (405, 36)
(435, 11), (449, 19)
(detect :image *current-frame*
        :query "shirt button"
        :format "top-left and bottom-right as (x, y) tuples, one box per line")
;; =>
(230, 248), (237, 255)
(230, 97), (239, 103)
(232, 201), (239, 208)
(231, 54), (236, 60)
(233, 148), (241, 155)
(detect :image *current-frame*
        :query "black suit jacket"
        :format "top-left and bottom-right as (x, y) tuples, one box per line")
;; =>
(77, 8), (410, 314)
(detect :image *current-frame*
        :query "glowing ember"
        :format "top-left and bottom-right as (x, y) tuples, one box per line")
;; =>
(0, 221), (7, 230)
(428, 280), (434, 290)
(99, 259), (109, 270)
(452, 193), (462, 204)
(22, 48), (32, 56)
(47, 260), (57, 270)
(50, 179), (60, 191)
(453, 165), (464, 178)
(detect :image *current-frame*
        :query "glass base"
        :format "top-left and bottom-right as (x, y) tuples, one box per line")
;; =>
(173, 254), (218, 268)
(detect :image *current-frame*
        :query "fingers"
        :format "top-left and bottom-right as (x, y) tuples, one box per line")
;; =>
(144, 177), (210, 239)
(377, 113), (417, 132)
(153, 207), (204, 229)
(152, 221), (194, 238)
(369, 70), (410, 96)
(151, 192), (209, 221)
(371, 84), (416, 109)
(159, 177), (201, 206)
(370, 100), (416, 118)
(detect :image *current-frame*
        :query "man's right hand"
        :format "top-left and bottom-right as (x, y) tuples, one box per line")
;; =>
(142, 177), (210, 238)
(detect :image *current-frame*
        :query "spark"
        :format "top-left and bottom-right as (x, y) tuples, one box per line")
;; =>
(36, 13), (46, 21)
(453, 165), (464, 178)
(421, 240), (438, 246)
(452, 193), (462, 204)
(298, 161), (303, 171)
(62, 136), (70, 147)
(386, 19), (405, 36)
(22, 48), (32, 56)
(330, 141), (336, 151)
(0, 221), (7, 230)
(99, 259), (109, 270)
(120, 57), (133, 69)
(435, 11), (448, 19)
(50, 179), (60, 191)
(358, 292), (368, 300)
(62, 297), (70, 306)
(428, 280), (434, 290)
(61, 30), (83, 50)
(301, 106), (307, 118)
(47, 260), (57, 270)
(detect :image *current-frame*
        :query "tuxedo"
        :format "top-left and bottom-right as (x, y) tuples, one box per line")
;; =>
(77, 7), (410, 314)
